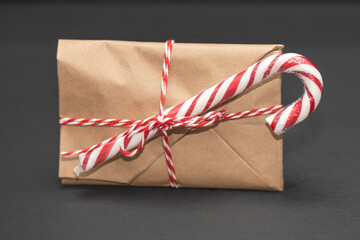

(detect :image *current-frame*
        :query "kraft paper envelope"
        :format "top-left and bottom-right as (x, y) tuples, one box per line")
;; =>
(57, 40), (283, 191)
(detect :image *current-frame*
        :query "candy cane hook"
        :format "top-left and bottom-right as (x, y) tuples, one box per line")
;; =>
(262, 54), (323, 134)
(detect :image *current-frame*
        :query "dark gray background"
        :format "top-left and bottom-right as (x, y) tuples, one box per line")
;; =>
(1, 2), (359, 239)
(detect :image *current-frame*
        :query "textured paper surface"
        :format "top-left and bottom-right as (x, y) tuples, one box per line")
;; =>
(57, 40), (284, 191)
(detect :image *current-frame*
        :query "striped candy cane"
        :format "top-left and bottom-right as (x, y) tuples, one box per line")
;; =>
(60, 40), (323, 188)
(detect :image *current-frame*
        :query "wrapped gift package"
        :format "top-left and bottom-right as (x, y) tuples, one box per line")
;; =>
(57, 40), (287, 190)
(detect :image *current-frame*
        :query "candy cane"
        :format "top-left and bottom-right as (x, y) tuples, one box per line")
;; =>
(67, 51), (322, 174)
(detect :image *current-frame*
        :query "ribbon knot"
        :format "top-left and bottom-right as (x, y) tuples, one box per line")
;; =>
(155, 115), (173, 131)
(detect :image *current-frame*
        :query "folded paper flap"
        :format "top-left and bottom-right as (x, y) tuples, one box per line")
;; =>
(58, 40), (283, 188)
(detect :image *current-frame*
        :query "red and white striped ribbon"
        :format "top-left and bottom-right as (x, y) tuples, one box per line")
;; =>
(159, 40), (177, 187)
(60, 40), (323, 188)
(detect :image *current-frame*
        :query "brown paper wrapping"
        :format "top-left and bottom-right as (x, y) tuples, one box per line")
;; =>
(57, 40), (284, 191)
